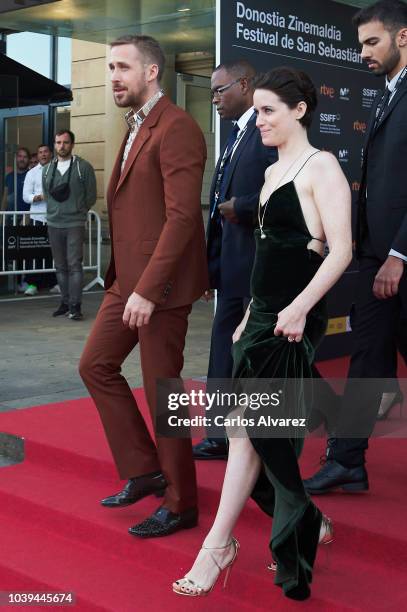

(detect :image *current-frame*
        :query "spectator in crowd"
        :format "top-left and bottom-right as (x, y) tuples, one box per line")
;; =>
(29, 152), (38, 170)
(42, 130), (97, 320)
(22, 144), (59, 296)
(2, 147), (30, 214)
(1, 147), (31, 292)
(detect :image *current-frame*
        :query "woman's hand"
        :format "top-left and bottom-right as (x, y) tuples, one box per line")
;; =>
(274, 303), (307, 343)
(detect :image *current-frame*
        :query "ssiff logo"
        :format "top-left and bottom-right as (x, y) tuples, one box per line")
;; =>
(353, 120), (367, 133)
(320, 84), (335, 98)
(321, 113), (341, 122)
(363, 88), (378, 98)
(362, 88), (379, 109)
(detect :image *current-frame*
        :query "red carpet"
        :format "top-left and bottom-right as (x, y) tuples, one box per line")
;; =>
(0, 356), (406, 611)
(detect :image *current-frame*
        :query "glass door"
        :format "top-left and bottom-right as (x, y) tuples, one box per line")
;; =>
(0, 105), (48, 212)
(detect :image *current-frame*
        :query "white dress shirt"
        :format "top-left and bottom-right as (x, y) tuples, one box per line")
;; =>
(230, 106), (255, 159)
(386, 66), (405, 103)
(23, 163), (47, 223)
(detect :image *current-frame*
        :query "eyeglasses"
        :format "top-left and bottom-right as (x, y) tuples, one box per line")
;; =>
(211, 78), (241, 100)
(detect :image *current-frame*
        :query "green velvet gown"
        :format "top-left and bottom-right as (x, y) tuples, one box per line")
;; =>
(232, 176), (328, 601)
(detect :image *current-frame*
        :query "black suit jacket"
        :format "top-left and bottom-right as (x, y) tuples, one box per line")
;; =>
(357, 75), (407, 261)
(207, 112), (277, 297)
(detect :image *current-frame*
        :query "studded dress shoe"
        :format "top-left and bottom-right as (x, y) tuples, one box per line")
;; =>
(193, 438), (228, 460)
(101, 471), (167, 507)
(303, 460), (369, 495)
(129, 506), (198, 538)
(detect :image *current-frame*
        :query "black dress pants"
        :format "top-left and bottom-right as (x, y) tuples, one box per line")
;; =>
(330, 256), (407, 467)
(206, 293), (250, 442)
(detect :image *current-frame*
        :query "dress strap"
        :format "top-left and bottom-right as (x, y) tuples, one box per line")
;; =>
(292, 150), (321, 180)
(310, 236), (325, 243)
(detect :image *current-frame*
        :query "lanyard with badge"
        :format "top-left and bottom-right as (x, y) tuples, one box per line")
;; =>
(211, 125), (248, 218)
(374, 66), (407, 129)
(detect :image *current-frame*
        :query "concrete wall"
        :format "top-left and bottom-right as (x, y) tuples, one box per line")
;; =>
(71, 40), (108, 220)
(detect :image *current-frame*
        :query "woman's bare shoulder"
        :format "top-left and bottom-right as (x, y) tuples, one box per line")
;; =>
(310, 150), (341, 172)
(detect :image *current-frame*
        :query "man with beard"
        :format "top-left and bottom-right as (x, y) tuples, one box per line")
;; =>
(304, 0), (407, 494)
(79, 35), (209, 537)
(43, 130), (96, 320)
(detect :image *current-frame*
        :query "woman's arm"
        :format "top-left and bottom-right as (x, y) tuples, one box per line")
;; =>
(275, 152), (352, 341)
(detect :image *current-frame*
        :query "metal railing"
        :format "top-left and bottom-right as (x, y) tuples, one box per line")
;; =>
(0, 210), (104, 292)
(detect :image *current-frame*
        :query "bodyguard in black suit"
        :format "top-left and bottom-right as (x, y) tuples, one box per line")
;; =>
(193, 60), (277, 459)
(305, 0), (407, 494)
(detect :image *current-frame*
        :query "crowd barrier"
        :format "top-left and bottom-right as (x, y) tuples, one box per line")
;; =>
(0, 210), (104, 292)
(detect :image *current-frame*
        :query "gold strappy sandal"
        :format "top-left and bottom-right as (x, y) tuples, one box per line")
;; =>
(267, 515), (333, 572)
(173, 537), (240, 597)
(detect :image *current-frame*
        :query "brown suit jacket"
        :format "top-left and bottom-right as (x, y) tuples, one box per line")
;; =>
(105, 95), (209, 309)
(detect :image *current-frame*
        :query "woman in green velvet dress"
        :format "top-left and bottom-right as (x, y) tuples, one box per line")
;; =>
(173, 67), (352, 601)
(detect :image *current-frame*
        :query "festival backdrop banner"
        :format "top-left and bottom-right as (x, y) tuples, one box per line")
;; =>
(219, 0), (381, 359)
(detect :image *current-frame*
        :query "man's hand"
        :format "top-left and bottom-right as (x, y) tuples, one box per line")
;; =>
(373, 256), (404, 299)
(123, 292), (155, 329)
(33, 194), (44, 202)
(218, 197), (239, 223)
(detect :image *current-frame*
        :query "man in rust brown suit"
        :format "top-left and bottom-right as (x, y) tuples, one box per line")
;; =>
(79, 35), (209, 538)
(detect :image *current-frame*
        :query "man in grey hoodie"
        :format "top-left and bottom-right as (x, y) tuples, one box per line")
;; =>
(43, 130), (97, 320)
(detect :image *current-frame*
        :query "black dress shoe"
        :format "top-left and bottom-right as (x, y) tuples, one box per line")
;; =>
(52, 302), (69, 317)
(101, 471), (167, 507)
(303, 460), (369, 495)
(192, 438), (228, 460)
(129, 506), (198, 538)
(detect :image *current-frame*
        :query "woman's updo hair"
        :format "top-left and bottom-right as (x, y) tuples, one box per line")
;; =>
(253, 67), (318, 129)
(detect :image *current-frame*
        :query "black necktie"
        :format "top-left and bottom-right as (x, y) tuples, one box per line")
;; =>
(211, 124), (240, 217)
(217, 125), (240, 203)
(374, 86), (391, 130)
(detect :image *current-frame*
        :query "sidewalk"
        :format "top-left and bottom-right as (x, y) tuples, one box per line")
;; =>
(0, 290), (212, 412)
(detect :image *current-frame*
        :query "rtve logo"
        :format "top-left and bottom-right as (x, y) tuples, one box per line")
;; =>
(320, 84), (335, 98)
(353, 120), (367, 133)
(352, 181), (361, 192)
(320, 113), (341, 122)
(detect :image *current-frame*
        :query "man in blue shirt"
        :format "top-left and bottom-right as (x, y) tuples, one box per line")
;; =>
(2, 147), (31, 292)
(3, 147), (30, 213)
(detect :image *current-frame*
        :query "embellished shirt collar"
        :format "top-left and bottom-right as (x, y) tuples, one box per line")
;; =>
(124, 89), (164, 132)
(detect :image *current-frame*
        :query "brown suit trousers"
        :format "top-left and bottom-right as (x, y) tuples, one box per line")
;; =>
(79, 280), (197, 513)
